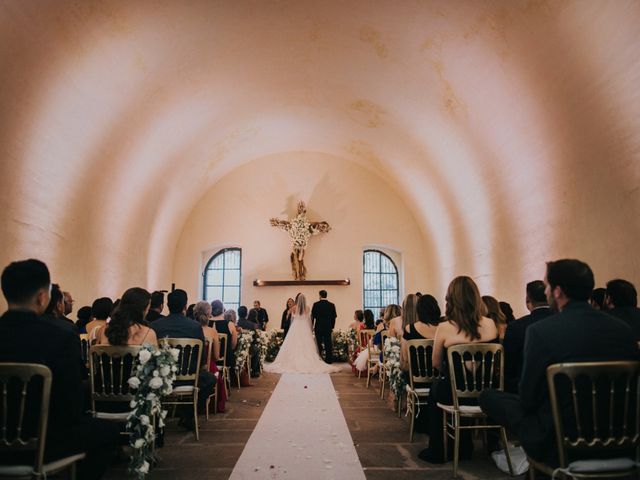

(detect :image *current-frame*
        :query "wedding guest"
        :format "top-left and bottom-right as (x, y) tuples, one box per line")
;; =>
(605, 278), (640, 340)
(364, 309), (375, 329)
(281, 297), (295, 336)
(42, 283), (79, 334)
(589, 287), (606, 310)
(419, 276), (499, 464)
(224, 308), (237, 326)
(194, 301), (226, 413)
(186, 303), (196, 320)
(253, 300), (269, 330)
(86, 297), (113, 342)
(400, 294), (440, 370)
(239, 306), (259, 330)
(210, 299), (238, 371)
(482, 295), (507, 340)
(348, 309), (365, 330)
(76, 305), (92, 334)
(499, 301), (515, 325)
(0, 259), (120, 480)
(146, 290), (165, 323)
(95, 288), (157, 346)
(502, 280), (552, 394)
(63, 290), (75, 317)
(389, 294), (417, 339)
(479, 260), (638, 468)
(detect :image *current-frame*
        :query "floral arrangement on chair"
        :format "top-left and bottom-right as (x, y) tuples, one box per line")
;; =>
(265, 330), (285, 361)
(253, 330), (270, 371)
(126, 342), (179, 478)
(383, 337), (406, 404)
(332, 330), (358, 362)
(234, 331), (254, 375)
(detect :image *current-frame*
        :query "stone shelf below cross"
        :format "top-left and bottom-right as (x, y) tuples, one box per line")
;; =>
(253, 279), (350, 286)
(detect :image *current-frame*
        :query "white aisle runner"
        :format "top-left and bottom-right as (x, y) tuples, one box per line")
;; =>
(229, 373), (366, 480)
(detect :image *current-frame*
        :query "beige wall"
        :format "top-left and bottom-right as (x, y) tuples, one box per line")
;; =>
(172, 152), (430, 330)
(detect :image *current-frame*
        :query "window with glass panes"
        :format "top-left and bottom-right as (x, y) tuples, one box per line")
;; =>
(363, 250), (399, 313)
(203, 248), (242, 312)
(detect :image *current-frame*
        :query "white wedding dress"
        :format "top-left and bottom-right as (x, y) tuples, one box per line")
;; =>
(265, 311), (341, 374)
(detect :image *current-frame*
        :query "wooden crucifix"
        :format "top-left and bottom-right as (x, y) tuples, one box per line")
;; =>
(270, 201), (331, 280)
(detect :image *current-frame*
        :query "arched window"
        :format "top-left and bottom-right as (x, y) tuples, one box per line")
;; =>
(363, 249), (399, 314)
(203, 248), (242, 312)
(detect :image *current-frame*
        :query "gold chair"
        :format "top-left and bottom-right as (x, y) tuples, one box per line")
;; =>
(88, 345), (142, 422)
(358, 329), (375, 379)
(203, 339), (219, 420)
(406, 339), (438, 441)
(0, 363), (85, 479)
(79, 334), (89, 367)
(162, 338), (203, 441)
(366, 339), (382, 389)
(438, 343), (514, 478)
(528, 360), (640, 479)
(379, 331), (390, 399)
(216, 333), (230, 397)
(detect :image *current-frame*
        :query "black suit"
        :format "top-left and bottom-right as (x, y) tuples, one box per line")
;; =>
(502, 306), (553, 393)
(479, 301), (639, 466)
(607, 306), (640, 341)
(311, 299), (337, 363)
(146, 309), (164, 323)
(255, 307), (269, 330)
(0, 309), (120, 479)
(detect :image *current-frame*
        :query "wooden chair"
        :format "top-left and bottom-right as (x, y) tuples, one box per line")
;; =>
(406, 339), (438, 441)
(203, 339), (219, 420)
(379, 331), (390, 398)
(162, 339), (202, 441)
(528, 360), (640, 479)
(358, 329), (375, 378)
(366, 339), (381, 389)
(438, 343), (514, 478)
(0, 363), (85, 479)
(216, 333), (230, 397)
(88, 345), (142, 422)
(79, 334), (89, 367)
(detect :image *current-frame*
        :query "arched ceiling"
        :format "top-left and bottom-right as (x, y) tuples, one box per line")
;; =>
(1, 0), (639, 304)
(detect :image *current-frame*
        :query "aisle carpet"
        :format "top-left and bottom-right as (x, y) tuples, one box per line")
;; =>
(229, 373), (366, 480)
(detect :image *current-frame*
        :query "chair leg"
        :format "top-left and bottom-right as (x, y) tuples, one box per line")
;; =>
(366, 368), (371, 388)
(70, 462), (76, 480)
(380, 374), (386, 399)
(452, 412), (460, 478)
(409, 396), (415, 442)
(442, 410), (448, 466)
(528, 462), (536, 480)
(193, 395), (200, 441)
(500, 427), (514, 476)
(205, 396), (210, 421)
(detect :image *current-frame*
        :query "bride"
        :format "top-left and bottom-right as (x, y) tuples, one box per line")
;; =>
(265, 293), (341, 374)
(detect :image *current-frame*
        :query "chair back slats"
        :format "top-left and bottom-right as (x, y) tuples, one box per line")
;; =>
(0, 363), (52, 473)
(406, 339), (437, 387)
(89, 346), (142, 408)
(164, 338), (202, 383)
(79, 334), (89, 366)
(447, 343), (504, 407)
(359, 329), (375, 349)
(217, 334), (228, 369)
(546, 361), (640, 467)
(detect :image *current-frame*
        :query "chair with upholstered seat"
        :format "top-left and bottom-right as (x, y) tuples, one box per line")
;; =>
(438, 343), (514, 478)
(162, 338), (202, 441)
(0, 363), (85, 479)
(528, 360), (640, 479)
(406, 339), (438, 441)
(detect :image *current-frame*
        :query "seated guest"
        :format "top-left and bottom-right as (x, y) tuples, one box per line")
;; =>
(146, 290), (165, 323)
(419, 276), (499, 464)
(499, 301), (515, 325)
(86, 297), (114, 342)
(363, 309), (375, 329)
(280, 298), (294, 337)
(238, 306), (258, 330)
(210, 300), (238, 371)
(186, 303), (196, 320)
(502, 280), (552, 394)
(605, 278), (640, 341)
(42, 283), (79, 334)
(479, 259), (639, 468)
(151, 289), (216, 428)
(95, 288), (157, 346)
(194, 301), (226, 413)
(589, 287), (606, 310)
(389, 295), (417, 339)
(348, 309), (365, 331)
(482, 295), (507, 340)
(0, 259), (120, 479)
(76, 305), (92, 334)
(63, 290), (75, 320)
(400, 294), (440, 371)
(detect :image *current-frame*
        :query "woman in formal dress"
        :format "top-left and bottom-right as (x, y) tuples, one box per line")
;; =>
(280, 297), (295, 337)
(388, 294), (418, 339)
(265, 293), (341, 374)
(95, 288), (157, 347)
(482, 295), (507, 341)
(348, 309), (365, 331)
(194, 301), (226, 413)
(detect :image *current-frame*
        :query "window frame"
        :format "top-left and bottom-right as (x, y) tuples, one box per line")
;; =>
(362, 249), (399, 312)
(202, 247), (242, 311)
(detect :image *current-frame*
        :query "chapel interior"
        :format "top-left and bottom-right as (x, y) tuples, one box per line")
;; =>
(1, 1), (639, 479)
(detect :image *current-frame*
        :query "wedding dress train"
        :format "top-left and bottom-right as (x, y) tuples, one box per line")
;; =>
(264, 312), (341, 374)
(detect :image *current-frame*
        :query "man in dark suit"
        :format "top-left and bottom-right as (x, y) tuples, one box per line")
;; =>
(311, 290), (337, 363)
(0, 259), (120, 479)
(605, 278), (640, 341)
(253, 300), (269, 330)
(479, 259), (638, 467)
(145, 290), (166, 323)
(502, 280), (553, 394)
(151, 289), (215, 428)
(42, 283), (79, 335)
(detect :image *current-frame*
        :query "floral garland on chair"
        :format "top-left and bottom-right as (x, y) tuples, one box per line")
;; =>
(383, 337), (406, 401)
(254, 330), (270, 370)
(126, 342), (179, 479)
(265, 330), (285, 361)
(234, 331), (254, 375)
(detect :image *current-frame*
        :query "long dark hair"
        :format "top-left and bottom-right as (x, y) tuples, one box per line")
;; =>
(363, 309), (375, 329)
(106, 288), (151, 346)
(445, 276), (486, 341)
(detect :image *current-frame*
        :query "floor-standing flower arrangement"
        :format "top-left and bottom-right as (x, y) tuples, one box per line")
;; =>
(234, 331), (254, 376)
(383, 337), (406, 407)
(254, 330), (269, 371)
(127, 342), (178, 478)
(331, 330), (356, 362)
(265, 330), (285, 361)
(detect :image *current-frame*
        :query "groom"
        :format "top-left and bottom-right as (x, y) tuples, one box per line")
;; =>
(311, 290), (337, 364)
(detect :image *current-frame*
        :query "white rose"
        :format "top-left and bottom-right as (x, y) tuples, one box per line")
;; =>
(154, 350), (161, 356)
(138, 461), (149, 474)
(160, 365), (171, 377)
(138, 349), (152, 364)
(140, 415), (150, 426)
(128, 377), (141, 389)
(153, 370), (159, 377)
(170, 348), (180, 361)
(130, 400), (137, 408)
(133, 438), (145, 449)
(146, 393), (156, 401)
(149, 377), (163, 389)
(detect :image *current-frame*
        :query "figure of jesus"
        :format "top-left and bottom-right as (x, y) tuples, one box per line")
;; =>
(270, 201), (331, 280)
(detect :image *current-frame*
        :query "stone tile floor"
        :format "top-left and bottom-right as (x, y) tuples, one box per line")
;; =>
(105, 371), (526, 479)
